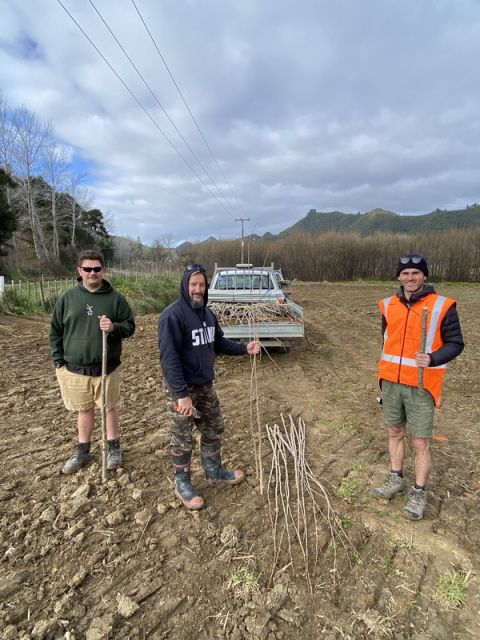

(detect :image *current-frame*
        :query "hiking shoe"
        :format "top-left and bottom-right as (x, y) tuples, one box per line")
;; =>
(107, 439), (123, 470)
(403, 487), (427, 520)
(63, 443), (91, 475)
(372, 472), (405, 500)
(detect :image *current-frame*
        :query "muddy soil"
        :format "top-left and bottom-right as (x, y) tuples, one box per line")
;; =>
(0, 282), (479, 640)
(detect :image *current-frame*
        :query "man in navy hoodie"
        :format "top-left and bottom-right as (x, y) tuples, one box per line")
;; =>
(158, 264), (260, 509)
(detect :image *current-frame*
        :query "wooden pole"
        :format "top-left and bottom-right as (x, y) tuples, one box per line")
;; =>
(39, 277), (46, 310)
(418, 307), (429, 395)
(100, 330), (108, 483)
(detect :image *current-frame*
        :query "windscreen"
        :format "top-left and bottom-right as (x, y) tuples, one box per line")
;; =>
(214, 272), (273, 290)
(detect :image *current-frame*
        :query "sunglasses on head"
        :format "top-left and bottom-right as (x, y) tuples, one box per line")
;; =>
(185, 264), (206, 273)
(81, 266), (103, 273)
(399, 255), (423, 264)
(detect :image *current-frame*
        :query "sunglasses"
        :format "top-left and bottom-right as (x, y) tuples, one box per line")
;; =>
(81, 266), (103, 273)
(399, 255), (424, 264)
(185, 264), (206, 273)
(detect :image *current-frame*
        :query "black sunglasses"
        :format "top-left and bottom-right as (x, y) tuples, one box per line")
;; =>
(185, 264), (206, 273)
(81, 266), (103, 273)
(399, 255), (423, 264)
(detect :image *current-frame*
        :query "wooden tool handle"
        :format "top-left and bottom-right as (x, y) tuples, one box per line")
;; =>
(418, 307), (428, 395)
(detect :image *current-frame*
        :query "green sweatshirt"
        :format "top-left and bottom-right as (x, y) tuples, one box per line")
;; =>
(49, 279), (135, 368)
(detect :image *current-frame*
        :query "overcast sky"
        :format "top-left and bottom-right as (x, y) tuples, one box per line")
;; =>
(1, 0), (480, 245)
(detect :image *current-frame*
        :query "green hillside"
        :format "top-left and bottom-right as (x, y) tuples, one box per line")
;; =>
(278, 205), (480, 237)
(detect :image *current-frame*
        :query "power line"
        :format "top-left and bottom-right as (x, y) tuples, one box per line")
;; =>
(55, 0), (240, 219)
(130, 0), (245, 217)
(87, 0), (239, 218)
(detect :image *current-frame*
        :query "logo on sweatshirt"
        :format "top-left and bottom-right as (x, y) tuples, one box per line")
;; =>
(86, 304), (93, 316)
(191, 323), (215, 346)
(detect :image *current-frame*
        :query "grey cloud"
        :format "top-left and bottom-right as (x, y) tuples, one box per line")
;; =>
(0, 0), (480, 243)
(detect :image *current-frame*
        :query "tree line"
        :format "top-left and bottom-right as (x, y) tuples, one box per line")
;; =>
(0, 94), (111, 269)
(184, 229), (480, 282)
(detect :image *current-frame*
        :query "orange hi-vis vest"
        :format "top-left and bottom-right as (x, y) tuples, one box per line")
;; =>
(378, 292), (456, 407)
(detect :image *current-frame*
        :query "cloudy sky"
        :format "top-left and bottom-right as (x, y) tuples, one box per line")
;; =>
(1, 0), (480, 245)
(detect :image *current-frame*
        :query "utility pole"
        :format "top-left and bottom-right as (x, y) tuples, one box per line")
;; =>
(235, 217), (250, 264)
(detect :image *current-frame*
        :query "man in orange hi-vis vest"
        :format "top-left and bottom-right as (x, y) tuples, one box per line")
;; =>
(372, 254), (464, 520)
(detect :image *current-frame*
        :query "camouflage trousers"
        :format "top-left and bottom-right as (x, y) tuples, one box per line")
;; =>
(165, 382), (225, 453)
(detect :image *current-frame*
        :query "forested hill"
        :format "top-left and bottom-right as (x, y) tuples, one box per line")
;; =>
(278, 205), (480, 237)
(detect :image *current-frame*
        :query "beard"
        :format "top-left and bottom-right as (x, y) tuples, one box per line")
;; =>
(191, 297), (204, 309)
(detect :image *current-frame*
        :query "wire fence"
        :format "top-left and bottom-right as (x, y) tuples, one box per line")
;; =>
(0, 276), (78, 313)
(0, 269), (182, 315)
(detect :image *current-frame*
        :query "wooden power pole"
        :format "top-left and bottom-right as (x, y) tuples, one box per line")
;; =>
(235, 217), (250, 263)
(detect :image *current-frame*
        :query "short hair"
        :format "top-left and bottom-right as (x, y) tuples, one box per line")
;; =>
(77, 249), (105, 266)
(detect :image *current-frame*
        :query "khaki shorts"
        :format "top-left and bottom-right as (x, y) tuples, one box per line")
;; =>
(381, 380), (434, 438)
(56, 365), (122, 412)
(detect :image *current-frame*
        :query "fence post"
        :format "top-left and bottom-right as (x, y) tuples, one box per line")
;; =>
(0, 275), (4, 299)
(39, 277), (46, 310)
(11, 279), (16, 303)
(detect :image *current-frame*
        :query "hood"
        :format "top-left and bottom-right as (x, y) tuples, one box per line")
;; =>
(77, 277), (113, 294)
(180, 269), (209, 308)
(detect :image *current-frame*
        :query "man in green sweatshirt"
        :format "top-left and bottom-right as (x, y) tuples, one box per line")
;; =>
(49, 249), (135, 474)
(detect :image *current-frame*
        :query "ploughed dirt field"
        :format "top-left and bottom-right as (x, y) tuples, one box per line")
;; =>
(1, 282), (479, 640)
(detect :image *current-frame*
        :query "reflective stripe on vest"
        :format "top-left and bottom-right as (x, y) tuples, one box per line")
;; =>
(382, 296), (393, 346)
(380, 352), (446, 370)
(380, 294), (447, 370)
(425, 296), (446, 353)
(378, 293), (456, 407)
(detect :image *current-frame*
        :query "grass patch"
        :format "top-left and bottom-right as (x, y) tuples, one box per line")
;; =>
(112, 273), (179, 314)
(228, 565), (260, 595)
(335, 462), (365, 502)
(328, 417), (362, 435)
(436, 570), (471, 608)
(371, 450), (388, 464)
(390, 538), (411, 552)
(380, 554), (392, 575)
(377, 507), (401, 521)
(335, 477), (361, 502)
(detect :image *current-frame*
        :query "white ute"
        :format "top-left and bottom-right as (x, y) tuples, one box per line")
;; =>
(208, 263), (304, 348)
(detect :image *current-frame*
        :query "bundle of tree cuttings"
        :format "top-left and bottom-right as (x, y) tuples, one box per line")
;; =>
(208, 301), (302, 325)
(265, 414), (355, 592)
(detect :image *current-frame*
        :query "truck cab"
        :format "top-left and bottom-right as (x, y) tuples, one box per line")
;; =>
(208, 263), (304, 348)
(208, 263), (285, 304)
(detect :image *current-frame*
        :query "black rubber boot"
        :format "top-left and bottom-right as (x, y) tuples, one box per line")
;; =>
(171, 450), (204, 510)
(200, 441), (244, 485)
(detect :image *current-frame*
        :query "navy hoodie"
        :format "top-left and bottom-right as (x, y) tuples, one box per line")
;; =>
(158, 270), (247, 398)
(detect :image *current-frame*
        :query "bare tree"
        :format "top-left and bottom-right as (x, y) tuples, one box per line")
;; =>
(151, 238), (167, 263)
(12, 106), (53, 260)
(0, 93), (16, 173)
(65, 172), (91, 249)
(0, 94), (19, 259)
(42, 143), (69, 259)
